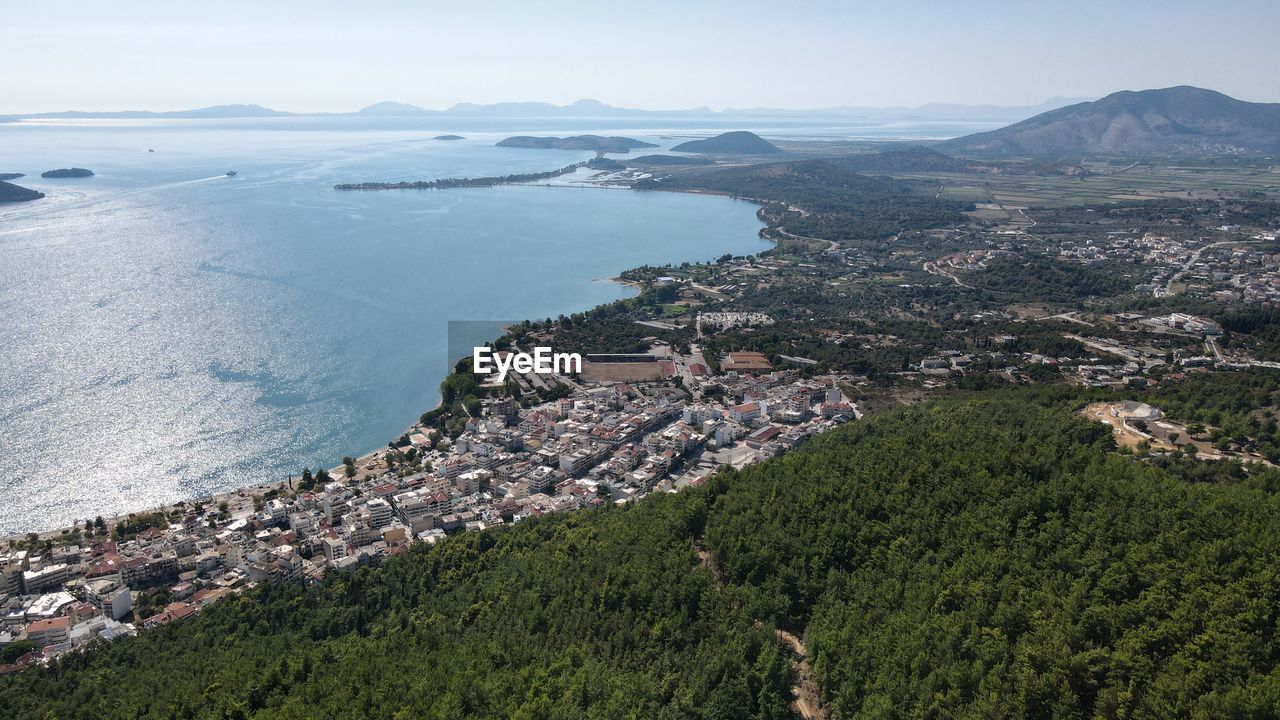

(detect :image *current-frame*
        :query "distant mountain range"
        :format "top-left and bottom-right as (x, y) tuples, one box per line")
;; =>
(0, 97), (1090, 123)
(943, 86), (1280, 156)
(7, 103), (290, 120)
(11, 88), (1277, 159)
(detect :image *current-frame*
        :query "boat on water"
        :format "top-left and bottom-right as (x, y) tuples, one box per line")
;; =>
(225, 170), (238, 177)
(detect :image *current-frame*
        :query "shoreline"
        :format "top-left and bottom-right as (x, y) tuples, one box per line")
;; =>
(3, 174), (772, 542)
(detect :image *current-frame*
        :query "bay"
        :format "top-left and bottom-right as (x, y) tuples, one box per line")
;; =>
(0, 122), (771, 533)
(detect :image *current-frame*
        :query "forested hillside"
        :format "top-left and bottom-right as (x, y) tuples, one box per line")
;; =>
(636, 160), (972, 241)
(5, 390), (1280, 719)
(942, 86), (1280, 156)
(966, 255), (1135, 301)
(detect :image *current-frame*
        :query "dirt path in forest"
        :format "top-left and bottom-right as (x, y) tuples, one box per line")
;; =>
(695, 535), (828, 718)
(775, 628), (827, 719)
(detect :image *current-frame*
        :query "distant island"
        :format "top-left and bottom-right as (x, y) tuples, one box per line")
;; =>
(433, 135), (465, 141)
(334, 162), (586, 191)
(0, 172), (24, 181)
(0, 180), (45, 203)
(670, 131), (782, 154)
(41, 167), (94, 178)
(496, 135), (658, 154)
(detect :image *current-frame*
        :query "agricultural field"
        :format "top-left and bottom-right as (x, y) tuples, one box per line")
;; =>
(885, 160), (1280, 209)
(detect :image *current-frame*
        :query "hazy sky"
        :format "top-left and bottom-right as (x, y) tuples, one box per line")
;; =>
(4, 0), (1278, 113)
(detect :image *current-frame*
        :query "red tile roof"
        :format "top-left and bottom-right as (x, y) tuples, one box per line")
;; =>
(25, 616), (71, 633)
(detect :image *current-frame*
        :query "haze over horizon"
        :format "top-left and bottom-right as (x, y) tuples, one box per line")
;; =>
(5, 0), (1278, 115)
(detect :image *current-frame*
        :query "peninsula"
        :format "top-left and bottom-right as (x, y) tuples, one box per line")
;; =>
(334, 161), (586, 190)
(0, 180), (45, 203)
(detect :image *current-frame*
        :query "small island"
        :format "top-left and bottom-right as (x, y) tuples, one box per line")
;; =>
(41, 167), (95, 178)
(496, 135), (657, 154)
(669, 131), (781, 154)
(335, 162), (586, 191)
(0, 172), (24, 181)
(433, 135), (465, 141)
(0, 180), (45, 203)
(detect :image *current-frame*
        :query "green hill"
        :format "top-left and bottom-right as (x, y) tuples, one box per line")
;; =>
(5, 389), (1280, 718)
(670, 131), (781, 154)
(636, 158), (972, 241)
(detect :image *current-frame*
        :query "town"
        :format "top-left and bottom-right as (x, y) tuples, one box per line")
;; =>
(1, 349), (860, 671)
(6, 188), (1280, 673)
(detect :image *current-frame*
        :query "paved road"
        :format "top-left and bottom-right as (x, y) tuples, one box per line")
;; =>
(1165, 240), (1260, 295)
(1037, 311), (1094, 327)
(923, 260), (972, 289)
(1063, 333), (1164, 366)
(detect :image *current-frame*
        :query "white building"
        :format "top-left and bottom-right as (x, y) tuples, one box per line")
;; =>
(84, 578), (133, 621)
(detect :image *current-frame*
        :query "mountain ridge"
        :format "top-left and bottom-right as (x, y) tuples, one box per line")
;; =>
(1, 97), (1099, 122)
(942, 86), (1280, 156)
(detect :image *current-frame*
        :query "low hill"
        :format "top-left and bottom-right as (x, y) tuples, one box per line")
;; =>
(432, 134), (465, 141)
(0, 180), (44, 203)
(626, 154), (714, 166)
(5, 390), (1280, 717)
(942, 86), (1280, 156)
(358, 101), (433, 116)
(166, 104), (288, 119)
(41, 168), (94, 178)
(824, 146), (989, 173)
(671, 130), (781, 154)
(496, 135), (657, 153)
(636, 158), (971, 241)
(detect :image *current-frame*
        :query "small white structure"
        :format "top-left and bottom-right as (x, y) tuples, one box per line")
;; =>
(1114, 401), (1163, 422)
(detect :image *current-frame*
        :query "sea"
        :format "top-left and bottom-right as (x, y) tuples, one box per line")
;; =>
(0, 115), (997, 533)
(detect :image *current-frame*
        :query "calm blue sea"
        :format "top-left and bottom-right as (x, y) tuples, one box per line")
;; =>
(0, 116), (998, 533)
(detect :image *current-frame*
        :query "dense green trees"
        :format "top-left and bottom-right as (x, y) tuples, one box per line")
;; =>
(1218, 307), (1280, 361)
(5, 389), (1280, 718)
(706, 391), (1280, 717)
(636, 159), (972, 242)
(1148, 368), (1280, 461)
(334, 163), (586, 191)
(967, 255), (1133, 301)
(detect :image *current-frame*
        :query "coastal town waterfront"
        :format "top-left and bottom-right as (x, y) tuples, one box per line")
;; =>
(0, 124), (771, 535)
(1, 337), (860, 669)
